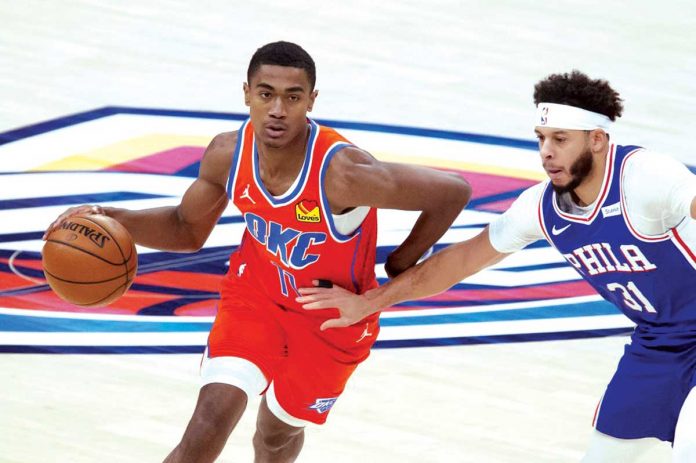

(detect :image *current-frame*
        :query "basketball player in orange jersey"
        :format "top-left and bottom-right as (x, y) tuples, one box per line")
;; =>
(43, 41), (471, 462)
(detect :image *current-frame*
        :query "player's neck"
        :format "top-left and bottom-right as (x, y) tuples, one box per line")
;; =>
(258, 125), (309, 175)
(571, 146), (609, 207)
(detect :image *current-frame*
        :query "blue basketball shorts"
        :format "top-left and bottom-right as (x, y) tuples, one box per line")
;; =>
(594, 334), (696, 442)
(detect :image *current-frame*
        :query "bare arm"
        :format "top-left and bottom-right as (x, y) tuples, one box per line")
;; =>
(692, 197), (696, 219)
(298, 227), (508, 330)
(325, 147), (472, 276)
(44, 132), (236, 252)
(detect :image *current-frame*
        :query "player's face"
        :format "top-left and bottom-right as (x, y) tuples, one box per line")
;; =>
(535, 127), (593, 194)
(244, 65), (317, 149)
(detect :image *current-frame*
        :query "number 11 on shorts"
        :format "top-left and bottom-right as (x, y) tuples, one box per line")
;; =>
(607, 281), (657, 313)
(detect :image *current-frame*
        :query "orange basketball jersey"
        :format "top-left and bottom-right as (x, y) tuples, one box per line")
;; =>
(225, 118), (378, 314)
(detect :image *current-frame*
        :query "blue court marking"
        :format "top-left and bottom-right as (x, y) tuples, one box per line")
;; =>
(0, 192), (171, 210)
(382, 300), (618, 324)
(467, 188), (529, 209)
(0, 327), (634, 354)
(494, 262), (569, 272)
(0, 345), (207, 354)
(0, 231), (44, 243)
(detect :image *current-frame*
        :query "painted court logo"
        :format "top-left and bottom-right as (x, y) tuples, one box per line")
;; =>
(295, 199), (321, 223)
(0, 107), (633, 354)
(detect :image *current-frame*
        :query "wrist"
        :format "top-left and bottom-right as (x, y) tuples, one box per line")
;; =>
(363, 287), (389, 313)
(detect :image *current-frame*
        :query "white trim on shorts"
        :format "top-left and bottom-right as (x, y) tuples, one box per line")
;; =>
(266, 382), (312, 428)
(199, 348), (268, 399)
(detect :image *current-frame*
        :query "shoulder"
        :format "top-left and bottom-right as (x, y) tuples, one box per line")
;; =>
(516, 182), (547, 209)
(622, 147), (688, 179)
(327, 145), (375, 168)
(487, 182), (547, 253)
(198, 131), (238, 186)
(324, 145), (377, 184)
(207, 131), (238, 156)
(621, 147), (695, 230)
(621, 148), (691, 201)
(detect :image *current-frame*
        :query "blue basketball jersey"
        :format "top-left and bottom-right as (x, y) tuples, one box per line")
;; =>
(539, 144), (696, 341)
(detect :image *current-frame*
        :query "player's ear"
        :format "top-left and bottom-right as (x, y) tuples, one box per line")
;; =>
(307, 89), (318, 112)
(590, 128), (607, 152)
(243, 82), (251, 107)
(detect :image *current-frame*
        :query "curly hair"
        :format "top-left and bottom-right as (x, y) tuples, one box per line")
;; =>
(247, 41), (316, 90)
(533, 70), (624, 121)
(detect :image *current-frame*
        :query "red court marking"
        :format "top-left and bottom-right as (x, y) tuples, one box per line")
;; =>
(174, 300), (219, 316)
(437, 168), (537, 199)
(104, 146), (205, 174)
(134, 271), (222, 292)
(381, 281), (597, 312)
(476, 198), (517, 212)
(0, 272), (41, 291)
(0, 289), (178, 315)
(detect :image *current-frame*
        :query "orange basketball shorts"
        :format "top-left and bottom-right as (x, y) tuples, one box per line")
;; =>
(206, 273), (380, 425)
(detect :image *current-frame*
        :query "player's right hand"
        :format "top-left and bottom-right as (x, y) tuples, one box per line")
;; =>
(42, 205), (105, 240)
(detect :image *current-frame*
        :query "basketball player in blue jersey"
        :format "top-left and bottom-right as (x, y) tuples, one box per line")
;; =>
(298, 70), (696, 461)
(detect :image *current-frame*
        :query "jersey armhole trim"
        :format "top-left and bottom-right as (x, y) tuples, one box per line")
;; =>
(226, 120), (248, 199)
(319, 142), (361, 243)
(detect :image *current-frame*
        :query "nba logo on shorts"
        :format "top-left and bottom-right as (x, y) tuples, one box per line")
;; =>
(308, 397), (338, 414)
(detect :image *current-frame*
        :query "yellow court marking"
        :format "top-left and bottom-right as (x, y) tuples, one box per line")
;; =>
(30, 134), (546, 182)
(32, 134), (211, 171)
(373, 151), (546, 181)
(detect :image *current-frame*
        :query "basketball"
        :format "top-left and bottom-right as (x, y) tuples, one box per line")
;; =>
(42, 214), (138, 307)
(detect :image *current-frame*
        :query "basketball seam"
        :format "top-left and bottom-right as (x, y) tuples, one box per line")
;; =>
(74, 281), (130, 307)
(80, 216), (133, 292)
(43, 266), (137, 285)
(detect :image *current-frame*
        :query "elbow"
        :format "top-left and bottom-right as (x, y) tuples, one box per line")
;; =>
(450, 174), (472, 209)
(185, 234), (207, 253)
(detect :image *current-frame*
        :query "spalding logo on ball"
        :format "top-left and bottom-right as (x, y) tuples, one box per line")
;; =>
(42, 214), (138, 307)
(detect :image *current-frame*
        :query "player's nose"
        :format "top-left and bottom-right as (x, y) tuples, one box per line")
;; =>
(268, 97), (286, 118)
(539, 140), (553, 159)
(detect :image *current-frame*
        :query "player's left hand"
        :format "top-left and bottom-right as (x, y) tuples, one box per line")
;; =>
(297, 281), (374, 331)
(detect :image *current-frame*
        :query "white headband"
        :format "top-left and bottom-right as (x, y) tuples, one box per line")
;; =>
(535, 102), (612, 131)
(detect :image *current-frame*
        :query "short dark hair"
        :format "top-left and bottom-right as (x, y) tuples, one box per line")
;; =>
(247, 41), (316, 89)
(533, 70), (624, 121)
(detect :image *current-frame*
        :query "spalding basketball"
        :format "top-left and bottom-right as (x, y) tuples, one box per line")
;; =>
(42, 214), (138, 307)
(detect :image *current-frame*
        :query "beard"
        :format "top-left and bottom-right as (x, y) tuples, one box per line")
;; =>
(551, 148), (594, 195)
